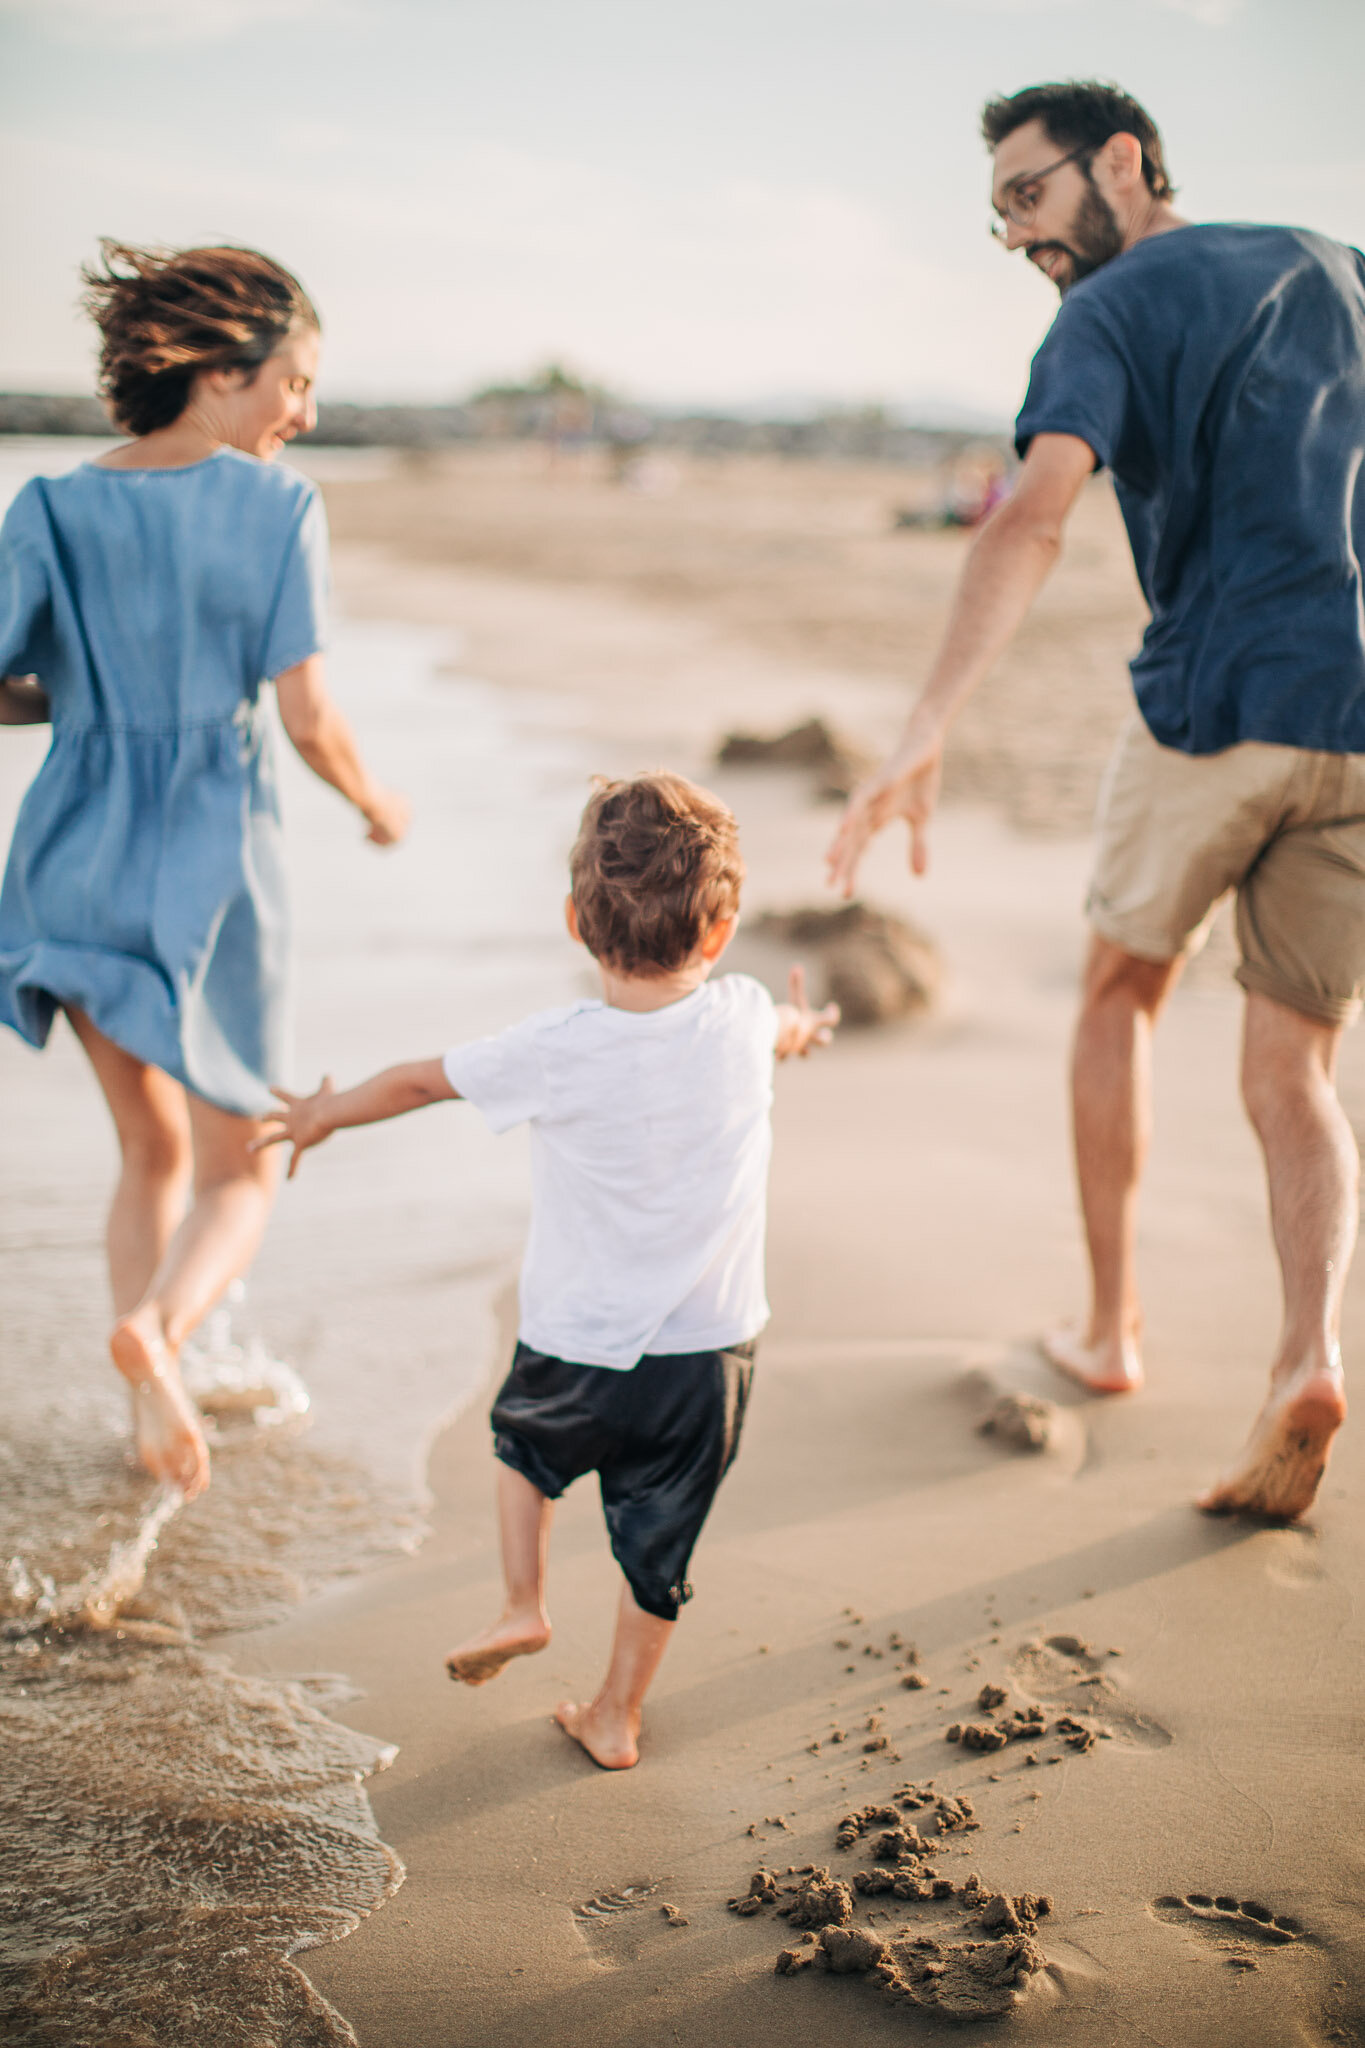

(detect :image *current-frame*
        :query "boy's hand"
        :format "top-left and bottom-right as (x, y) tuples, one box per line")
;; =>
(775, 964), (840, 1060)
(250, 1077), (337, 1178)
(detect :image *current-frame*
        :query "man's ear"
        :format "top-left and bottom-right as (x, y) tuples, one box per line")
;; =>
(700, 913), (738, 962)
(565, 895), (581, 944)
(1098, 129), (1144, 196)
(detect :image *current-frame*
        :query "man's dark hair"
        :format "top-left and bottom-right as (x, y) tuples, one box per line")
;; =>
(981, 81), (1174, 202)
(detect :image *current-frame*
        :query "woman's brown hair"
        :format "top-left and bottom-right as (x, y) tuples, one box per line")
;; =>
(80, 240), (320, 437)
(570, 772), (744, 978)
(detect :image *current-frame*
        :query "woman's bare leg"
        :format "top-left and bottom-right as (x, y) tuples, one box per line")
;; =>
(111, 1088), (281, 1496)
(64, 1007), (192, 1315)
(447, 1463), (553, 1683)
(555, 1581), (675, 1770)
(67, 1008), (279, 1498)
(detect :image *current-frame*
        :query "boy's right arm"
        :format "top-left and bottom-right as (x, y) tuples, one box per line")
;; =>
(252, 1058), (459, 1178)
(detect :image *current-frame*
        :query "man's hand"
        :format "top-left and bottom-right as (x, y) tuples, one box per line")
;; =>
(824, 432), (1094, 900)
(774, 964), (840, 1059)
(251, 1077), (336, 1178)
(825, 715), (944, 898)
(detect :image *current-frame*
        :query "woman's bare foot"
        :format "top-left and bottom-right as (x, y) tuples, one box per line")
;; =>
(1041, 1324), (1144, 1395)
(446, 1606), (551, 1686)
(554, 1697), (641, 1770)
(1198, 1353), (1347, 1521)
(110, 1310), (210, 1499)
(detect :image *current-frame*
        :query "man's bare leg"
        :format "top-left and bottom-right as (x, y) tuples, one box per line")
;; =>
(1199, 992), (1353, 1519)
(1043, 937), (1183, 1394)
(555, 1581), (674, 1769)
(447, 1464), (553, 1683)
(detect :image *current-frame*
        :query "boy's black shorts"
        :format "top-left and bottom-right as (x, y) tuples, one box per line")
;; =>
(490, 1338), (756, 1622)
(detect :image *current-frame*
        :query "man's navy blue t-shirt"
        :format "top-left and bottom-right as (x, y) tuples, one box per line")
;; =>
(1015, 223), (1365, 755)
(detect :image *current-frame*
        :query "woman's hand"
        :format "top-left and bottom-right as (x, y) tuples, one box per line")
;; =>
(774, 963), (840, 1060)
(0, 675), (50, 726)
(250, 1077), (336, 1179)
(275, 656), (411, 845)
(825, 714), (945, 898)
(361, 786), (412, 847)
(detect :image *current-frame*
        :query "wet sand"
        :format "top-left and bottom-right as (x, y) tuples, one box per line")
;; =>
(222, 453), (1365, 2048)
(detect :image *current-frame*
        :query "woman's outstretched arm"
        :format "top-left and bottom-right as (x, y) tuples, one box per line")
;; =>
(274, 653), (410, 844)
(0, 675), (50, 725)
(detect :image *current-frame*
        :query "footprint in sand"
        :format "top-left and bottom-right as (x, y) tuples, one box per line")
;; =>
(1008, 1635), (1172, 1750)
(1151, 1894), (1304, 1947)
(573, 1881), (677, 1965)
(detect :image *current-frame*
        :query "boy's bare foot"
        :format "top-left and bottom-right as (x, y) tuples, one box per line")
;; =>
(1042, 1324), (1144, 1395)
(110, 1312), (210, 1499)
(1198, 1353), (1347, 1522)
(554, 1698), (640, 1770)
(446, 1608), (551, 1685)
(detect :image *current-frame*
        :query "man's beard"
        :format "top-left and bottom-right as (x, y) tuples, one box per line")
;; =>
(1029, 176), (1125, 294)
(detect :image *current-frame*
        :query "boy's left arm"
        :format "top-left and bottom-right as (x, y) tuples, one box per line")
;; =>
(773, 964), (840, 1060)
(252, 1057), (459, 1178)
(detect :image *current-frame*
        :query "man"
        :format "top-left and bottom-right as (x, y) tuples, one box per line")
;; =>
(829, 81), (1365, 1521)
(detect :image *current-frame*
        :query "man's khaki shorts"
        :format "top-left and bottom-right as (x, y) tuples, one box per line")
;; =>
(1088, 713), (1365, 1026)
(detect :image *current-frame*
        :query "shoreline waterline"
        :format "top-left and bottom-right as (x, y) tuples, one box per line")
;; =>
(0, 436), (593, 2042)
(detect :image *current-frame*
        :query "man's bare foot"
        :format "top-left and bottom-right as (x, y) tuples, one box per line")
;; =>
(1041, 1324), (1144, 1395)
(1198, 1353), (1347, 1522)
(110, 1312), (210, 1499)
(446, 1608), (551, 1686)
(554, 1697), (640, 1770)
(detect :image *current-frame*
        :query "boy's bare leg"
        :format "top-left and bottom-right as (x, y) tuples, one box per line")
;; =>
(555, 1581), (674, 1770)
(1042, 938), (1182, 1394)
(447, 1464), (553, 1683)
(1199, 993), (1352, 1519)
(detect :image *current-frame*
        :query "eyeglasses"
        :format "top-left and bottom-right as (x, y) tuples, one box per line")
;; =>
(990, 145), (1092, 238)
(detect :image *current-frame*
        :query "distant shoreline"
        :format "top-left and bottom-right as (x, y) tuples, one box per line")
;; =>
(0, 391), (1009, 463)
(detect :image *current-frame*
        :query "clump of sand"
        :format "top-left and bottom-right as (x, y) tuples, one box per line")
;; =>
(715, 716), (872, 799)
(750, 903), (941, 1025)
(978, 1391), (1059, 1453)
(774, 1893), (1052, 2019)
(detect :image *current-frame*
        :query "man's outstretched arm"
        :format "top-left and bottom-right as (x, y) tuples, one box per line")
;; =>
(827, 431), (1096, 894)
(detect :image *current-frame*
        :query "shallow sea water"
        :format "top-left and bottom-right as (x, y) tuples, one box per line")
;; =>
(0, 438), (592, 2042)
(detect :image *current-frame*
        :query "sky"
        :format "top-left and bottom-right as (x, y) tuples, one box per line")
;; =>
(1, 0), (1361, 422)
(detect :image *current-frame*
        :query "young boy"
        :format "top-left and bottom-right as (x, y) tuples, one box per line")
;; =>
(258, 771), (838, 1769)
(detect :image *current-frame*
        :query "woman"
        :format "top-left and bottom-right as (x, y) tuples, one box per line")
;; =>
(0, 241), (409, 1500)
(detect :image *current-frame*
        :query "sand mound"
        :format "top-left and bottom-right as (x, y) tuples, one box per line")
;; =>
(751, 903), (941, 1025)
(978, 1391), (1059, 1453)
(776, 1915), (1049, 2019)
(715, 717), (872, 799)
(877, 1927), (1047, 2018)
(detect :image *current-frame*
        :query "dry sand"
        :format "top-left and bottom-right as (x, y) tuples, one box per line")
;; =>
(227, 450), (1365, 2047)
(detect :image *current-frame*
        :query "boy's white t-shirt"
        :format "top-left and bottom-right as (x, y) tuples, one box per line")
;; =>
(442, 973), (779, 1370)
